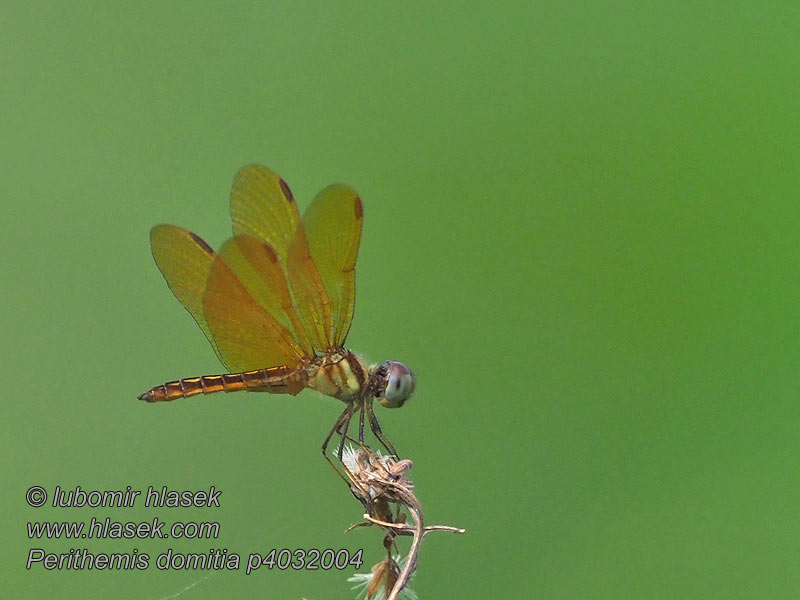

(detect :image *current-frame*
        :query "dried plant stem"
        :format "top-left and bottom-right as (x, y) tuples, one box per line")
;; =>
(386, 500), (422, 600)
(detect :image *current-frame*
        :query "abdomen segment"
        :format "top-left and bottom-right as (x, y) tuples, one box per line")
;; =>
(138, 366), (306, 402)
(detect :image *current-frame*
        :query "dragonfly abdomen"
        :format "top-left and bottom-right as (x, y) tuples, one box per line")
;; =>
(138, 366), (306, 402)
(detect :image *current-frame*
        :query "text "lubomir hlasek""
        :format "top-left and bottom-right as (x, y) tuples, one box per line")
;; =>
(50, 486), (221, 508)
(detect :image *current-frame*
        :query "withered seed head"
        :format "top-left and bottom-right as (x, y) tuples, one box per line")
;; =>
(342, 446), (414, 504)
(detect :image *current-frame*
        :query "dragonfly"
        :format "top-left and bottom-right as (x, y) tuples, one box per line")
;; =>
(138, 164), (415, 470)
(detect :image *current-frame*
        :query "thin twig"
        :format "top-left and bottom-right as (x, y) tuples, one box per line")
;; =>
(362, 514), (465, 535)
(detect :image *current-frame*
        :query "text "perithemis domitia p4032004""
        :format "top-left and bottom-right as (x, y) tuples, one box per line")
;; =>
(138, 165), (415, 470)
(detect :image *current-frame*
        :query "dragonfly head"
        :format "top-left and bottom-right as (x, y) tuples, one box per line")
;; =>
(373, 360), (415, 408)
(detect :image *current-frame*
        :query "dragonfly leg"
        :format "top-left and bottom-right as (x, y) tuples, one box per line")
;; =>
(321, 405), (353, 484)
(366, 399), (398, 457)
(321, 402), (371, 495)
(336, 404), (356, 460)
(358, 401), (366, 444)
(321, 405), (349, 455)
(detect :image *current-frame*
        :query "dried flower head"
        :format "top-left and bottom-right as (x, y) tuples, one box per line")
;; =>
(340, 445), (414, 505)
(348, 554), (418, 600)
(339, 445), (464, 600)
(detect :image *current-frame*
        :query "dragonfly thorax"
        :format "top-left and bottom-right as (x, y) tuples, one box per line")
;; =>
(306, 351), (370, 402)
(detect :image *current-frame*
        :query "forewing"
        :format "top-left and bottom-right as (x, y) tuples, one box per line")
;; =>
(230, 164), (300, 264)
(229, 164), (334, 352)
(302, 184), (363, 347)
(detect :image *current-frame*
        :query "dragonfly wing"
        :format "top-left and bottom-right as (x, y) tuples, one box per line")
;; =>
(150, 225), (223, 362)
(230, 164), (300, 264)
(218, 235), (314, 356)
(287, 223), (335, 351)
(229, 164), (334, 352)
(149, 225), (304, 372)
(204, 250), (306, 372)
(302, 184), (363, 347)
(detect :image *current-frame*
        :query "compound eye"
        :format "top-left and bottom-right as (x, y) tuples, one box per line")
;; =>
(379, 362), (415, 408)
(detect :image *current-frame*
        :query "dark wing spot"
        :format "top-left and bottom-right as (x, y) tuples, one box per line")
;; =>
(354, 196), (363, 219)
(261, 243), (279, 263)
(189, 232), (214, 254)
(279, 178), (294, 203)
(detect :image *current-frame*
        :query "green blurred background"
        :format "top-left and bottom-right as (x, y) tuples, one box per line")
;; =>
(4, 2), (800, 598)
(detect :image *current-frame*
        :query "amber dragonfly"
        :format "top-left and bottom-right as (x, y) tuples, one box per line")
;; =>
(138, 164), (415, 465)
